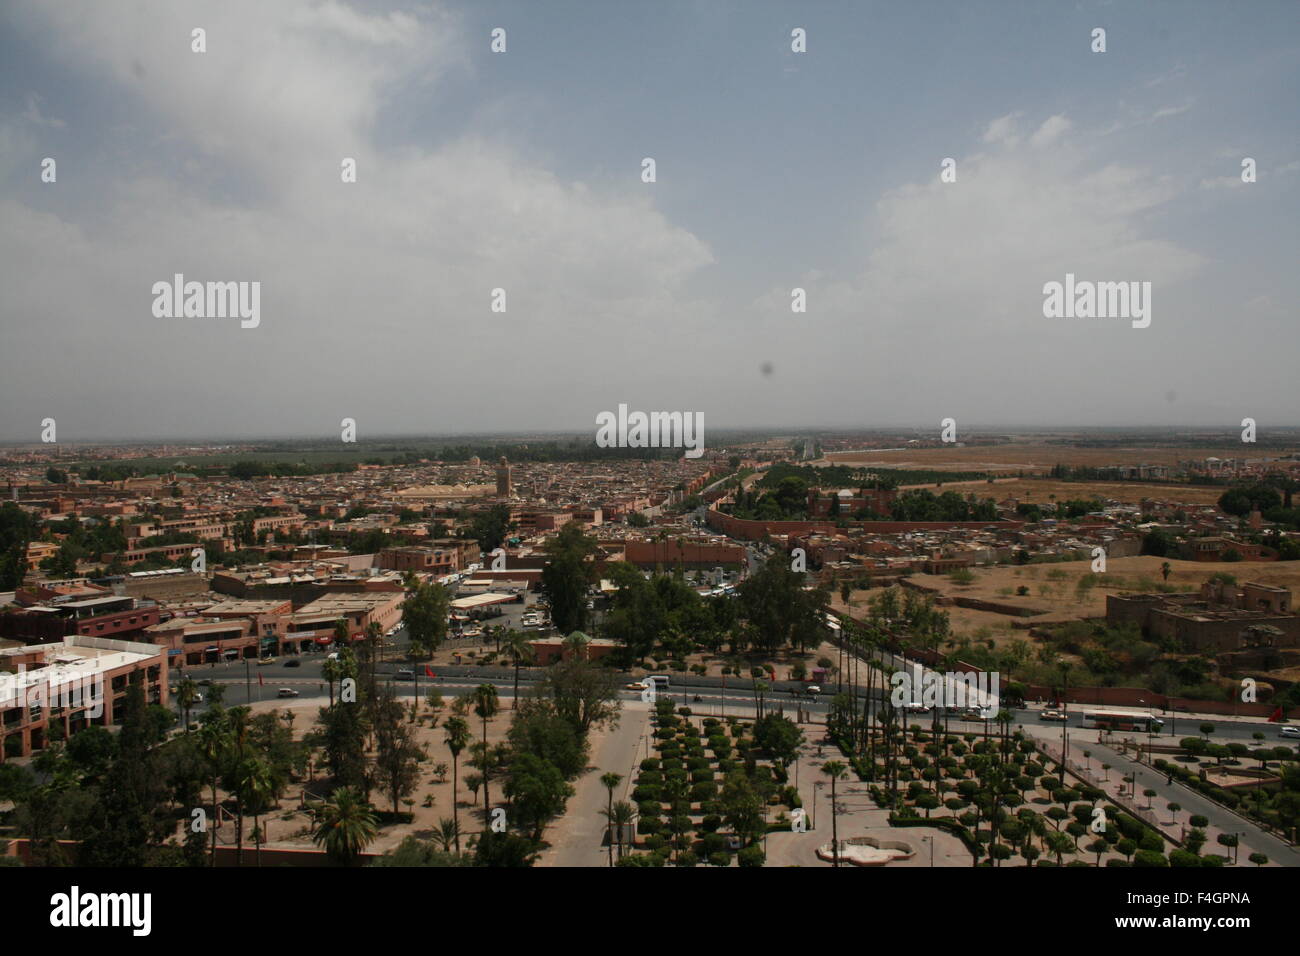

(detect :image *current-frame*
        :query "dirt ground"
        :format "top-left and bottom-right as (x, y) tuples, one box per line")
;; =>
(826, 443), (1298, 472)
(217, 695), (515, 855)
(834, 555), (1300, 647)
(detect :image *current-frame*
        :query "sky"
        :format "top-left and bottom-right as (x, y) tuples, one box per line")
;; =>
(0, 0), (1297, 442)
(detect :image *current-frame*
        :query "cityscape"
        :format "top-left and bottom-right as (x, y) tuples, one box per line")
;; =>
(1, 0), (1296, 935)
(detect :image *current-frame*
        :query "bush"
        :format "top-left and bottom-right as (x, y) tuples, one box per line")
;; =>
(1133, 849), (1168, 867)
(737, 845), (765, 868)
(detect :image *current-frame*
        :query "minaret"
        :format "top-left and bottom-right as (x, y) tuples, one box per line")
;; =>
(496, 456), (512, 497)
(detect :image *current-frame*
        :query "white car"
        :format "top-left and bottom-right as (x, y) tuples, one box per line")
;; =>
(277, 688), (299, 698)
(1281, 726), (1300, 739)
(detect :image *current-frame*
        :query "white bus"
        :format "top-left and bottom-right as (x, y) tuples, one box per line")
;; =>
(1082, 709), (1164, 733)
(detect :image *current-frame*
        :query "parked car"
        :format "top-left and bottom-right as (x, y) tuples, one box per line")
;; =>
(284, 659), (301, 668)
(277, 688), (299, 698)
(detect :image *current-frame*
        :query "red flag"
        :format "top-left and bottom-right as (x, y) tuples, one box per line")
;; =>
(258, 673), (264, 687)
(1268, 706), (1282, 723)
(425, 666), (437, 678)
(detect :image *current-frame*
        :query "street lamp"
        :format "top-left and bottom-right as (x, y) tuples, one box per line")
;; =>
(921, 834), (934, 867)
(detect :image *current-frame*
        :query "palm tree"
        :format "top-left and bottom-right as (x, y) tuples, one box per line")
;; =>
(600, 772), (623, 866)
(501, 630), (534, 709)
(196, 717), (229, 866)
(472, 684), (499, 820)
(442, 716), (470, 852)
(602, 801), (636, 861)
(322, 656), (341, 707)
(310, 786), (378, 866)
(430, 817), (460, 854)
(822, 760), (848, 867)
(1160, 561), (1171, 582)
(235, 757), (275, 867)
(177, 677), (199, 731)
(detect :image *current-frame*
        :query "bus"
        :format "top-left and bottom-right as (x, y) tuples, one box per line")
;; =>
(1082, 709), (1164, 733)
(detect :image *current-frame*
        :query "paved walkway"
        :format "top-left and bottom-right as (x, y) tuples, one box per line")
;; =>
(538, 702), (650, 867)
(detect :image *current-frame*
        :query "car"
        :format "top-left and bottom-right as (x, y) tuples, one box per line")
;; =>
(284, 658), (301, 668)
(902, 702), (930, 713)
(257, 657), (276, 665)
(1040, 709), (1068, 722)
(1280, 726), (1300, 739)
(805, 684), (821, 697)
(192, 693), (203, 704)
(277, 688), (299, 698)
(395, 669), (414, 681)
(197, 678), (213, 686)
(624, 681), (648, 691)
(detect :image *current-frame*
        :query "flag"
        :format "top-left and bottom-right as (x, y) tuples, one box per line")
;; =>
(425, 666), (437, 679)
(258, 673), (264, 687)
(1268, 706), (1282, 723)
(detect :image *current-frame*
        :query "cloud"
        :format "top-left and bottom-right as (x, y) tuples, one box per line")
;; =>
(21, 93), (65, 129)
(0, 0), (716, 437)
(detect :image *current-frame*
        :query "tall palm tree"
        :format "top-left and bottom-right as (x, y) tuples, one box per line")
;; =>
(599, 772), (623, 866)
(472, 684), (499, 821)
(236, 757), (275, 867)
(822, 760), (848, 867)
(501, 630), (534, 709)
(177, 677), (199, 731)
(443, 716), (470, 852)
(196, 716), (230, 866)
(310, 786), (378, 866)
(601, 801), (636, 861)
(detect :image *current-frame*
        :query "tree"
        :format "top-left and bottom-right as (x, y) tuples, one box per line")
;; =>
(541, 655), (621, 739)
(504, 752), (573, 841)
(472, 684), (500, 820)
(501, 630), (534, 710)
(80, 675), (173, 866)
(443, 716), (470, 851)
(600, 772), (623, 867)
(373, 687), (426, 814)
(403, 580), (450, 658)
(310, 787), (378, 866)
(822, 761), (848, 866)
(753, 714), (804, 771)
(233, 757), (275, 867)
(177, 677), (200, 731)
(540, 523), (597, 633)
(603, 800), (635, 862)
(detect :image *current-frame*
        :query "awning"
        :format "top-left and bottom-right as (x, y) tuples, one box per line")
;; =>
(313, 637), (333, 646)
